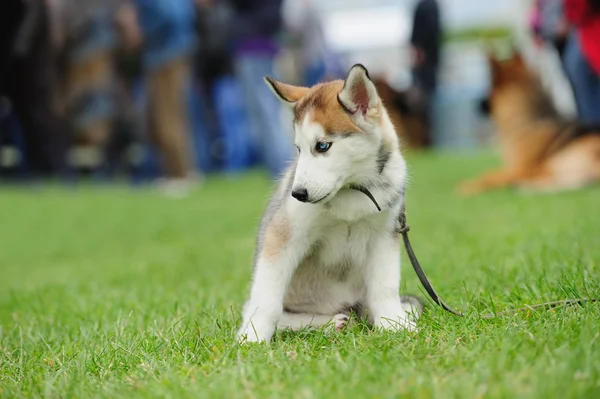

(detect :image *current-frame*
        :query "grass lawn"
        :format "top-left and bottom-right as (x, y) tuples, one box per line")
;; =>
(0, 151), (599, 398)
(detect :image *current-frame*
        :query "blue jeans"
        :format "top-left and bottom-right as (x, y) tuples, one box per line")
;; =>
(564, 32), (600, 125)
(304, 59), (326, 87)
(235, 53), (294, 178)
(134, 0), (197, 71)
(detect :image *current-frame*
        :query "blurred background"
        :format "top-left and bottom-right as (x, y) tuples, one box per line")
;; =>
(0, 0), (595, 196)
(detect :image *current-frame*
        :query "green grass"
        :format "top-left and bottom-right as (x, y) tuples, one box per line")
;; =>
(1, 151), (599, 398)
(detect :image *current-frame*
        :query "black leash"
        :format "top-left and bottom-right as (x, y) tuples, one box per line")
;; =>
(350, 185), (597, 318)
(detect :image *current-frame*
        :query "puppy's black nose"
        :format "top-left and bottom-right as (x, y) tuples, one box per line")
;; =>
(291, 188), (309, 202)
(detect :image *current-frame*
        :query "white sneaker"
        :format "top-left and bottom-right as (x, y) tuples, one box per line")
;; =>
(155, 173), (204, 198)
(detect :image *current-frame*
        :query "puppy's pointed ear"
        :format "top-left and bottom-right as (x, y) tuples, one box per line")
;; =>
(264, 76), (309, 106)
(337, 64), (380, 123)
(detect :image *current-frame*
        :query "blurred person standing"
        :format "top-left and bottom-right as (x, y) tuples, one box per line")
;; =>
(194, 0), (234, 91)
(0, 0), (24, 94)
(531, 0), (570, 57)
(563, 0), (600, 125)
(229, 0), (294, 179)
(58, 0), (125, 152)
(408, 0), (441, 147)
(282, 0), (331, 87)
(529, 0), (579, 118)
(1, 0), (69, 179)
(132, 0), (201, 196)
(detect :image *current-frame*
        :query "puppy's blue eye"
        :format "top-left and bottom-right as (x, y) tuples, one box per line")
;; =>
(315, 141), (332, 153)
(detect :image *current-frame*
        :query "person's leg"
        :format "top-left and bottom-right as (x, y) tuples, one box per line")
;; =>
(412, 65), (439, 147)
(304, 59), (326, 87)
(7, 3), (69, 179)
(564, 32), (600, 125)
(234, 53), (294, 178)
(561, 33), (584, 118)
(234, 53), (267, 169)
(0, 0), (25, 94)
(66, 51), (115, 146)
(147, 56), (196, 180)
(253, 54), (294, 177)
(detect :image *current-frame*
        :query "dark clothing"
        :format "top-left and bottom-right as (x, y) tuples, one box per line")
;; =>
(1, 0), (69, 178)
(410, 0), (441, 92)
(229, 0), (283, 39)
(0, 0), (26, 94)
(195, 2), (235, 86)
(133, 0), (198, 70)
(228, 0), (292, 177)
(62, 0), (122, 65)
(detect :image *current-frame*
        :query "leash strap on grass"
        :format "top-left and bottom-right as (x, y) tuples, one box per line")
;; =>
(398, 222), (464, 317)
(398, 218), (596, 318)
(350, 185), (597, 319)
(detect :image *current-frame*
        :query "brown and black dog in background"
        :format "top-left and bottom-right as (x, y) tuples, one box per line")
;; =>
(457, 51), (600, 195)
(373, 78), (431, 150)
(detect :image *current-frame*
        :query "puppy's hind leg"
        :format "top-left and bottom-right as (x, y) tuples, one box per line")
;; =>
(278, 312), (349, 332)
(400, 295), (426, 323)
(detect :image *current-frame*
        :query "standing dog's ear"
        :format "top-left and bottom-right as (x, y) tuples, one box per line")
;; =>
(337, 64), (380, 122)
(487, 52), (504, 87)
(264, 77), (310, 106)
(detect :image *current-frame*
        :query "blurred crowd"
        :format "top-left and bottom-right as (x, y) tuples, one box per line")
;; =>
(0, 0), (443, 195)
(0, 0), (299, 193)
(2, 0), (597, 195)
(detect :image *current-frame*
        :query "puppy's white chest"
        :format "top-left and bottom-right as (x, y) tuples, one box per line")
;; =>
(313, 222), (372, 270)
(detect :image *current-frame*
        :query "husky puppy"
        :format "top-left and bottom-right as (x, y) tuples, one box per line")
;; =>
(237, 64), (423, 343)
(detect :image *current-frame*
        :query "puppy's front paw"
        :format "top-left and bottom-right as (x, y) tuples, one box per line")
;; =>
(237, 324), (273, 344)
(237, 330), (262, 344)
